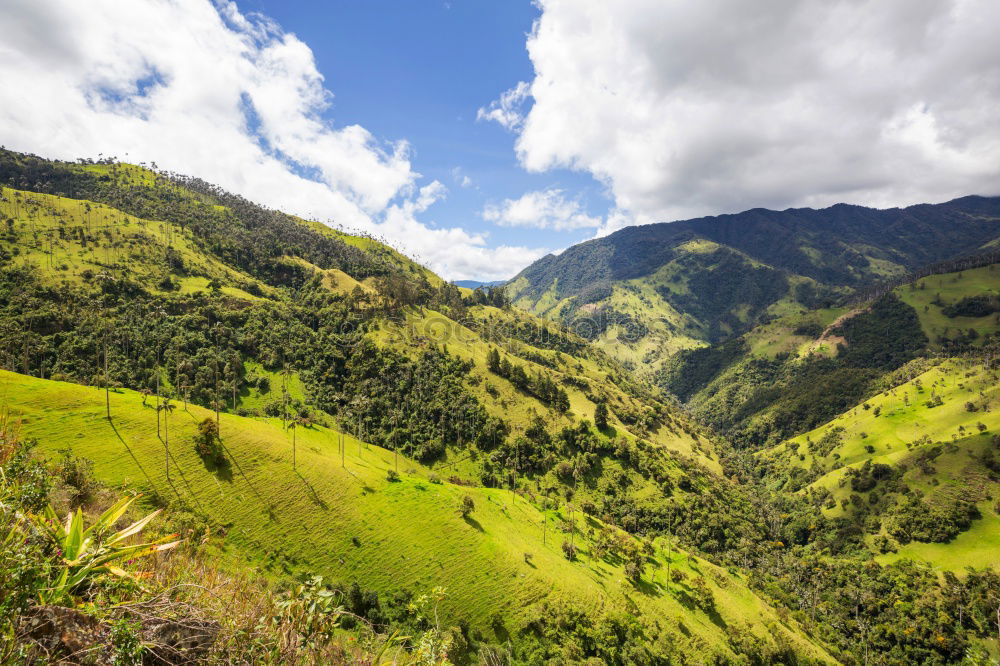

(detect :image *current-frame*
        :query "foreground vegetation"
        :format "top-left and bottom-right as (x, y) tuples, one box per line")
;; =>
(0, 370), (834, 663)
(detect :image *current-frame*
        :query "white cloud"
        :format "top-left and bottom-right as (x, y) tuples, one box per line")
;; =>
(450, 167), (473, 188)
(482, 189), (601, 231)
(503, 0), (1000, 225)
(476, 81), (530, 131)
(0, 0), (536, 281)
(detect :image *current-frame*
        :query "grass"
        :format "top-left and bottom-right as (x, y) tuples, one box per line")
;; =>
(878, 504), (1000, 571)
(772, 359), (998, 479)
(0, 186), (261, 295)
(762, 357), (1000, 572)
(897, 264), (1000, 347)
(0, 369), (832, 661)
(372, 304), (722, 473)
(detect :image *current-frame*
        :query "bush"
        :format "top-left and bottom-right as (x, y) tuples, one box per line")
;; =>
(194, 418), (226, 466)
(561, 540), (577, 561)
(53, 449), (97, 507)
(458, 495), (475, 518)
(386, 469), (400, 482)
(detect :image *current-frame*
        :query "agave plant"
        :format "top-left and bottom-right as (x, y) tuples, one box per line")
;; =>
(29, 494), (179, 604)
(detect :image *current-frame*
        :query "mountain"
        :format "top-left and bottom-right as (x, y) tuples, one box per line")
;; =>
(663, 261), (1000, 448)
(0, 149), (824, 662)
(453, 279), (506, 289)
(2, 149), (999, 665)
(507, 197), (1000, 376)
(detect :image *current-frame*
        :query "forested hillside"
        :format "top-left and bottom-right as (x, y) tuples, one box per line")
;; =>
(0, 150), (812, 663)
(507, 198), (1000, 376)
(663, 263), (1000, 448)
(2, 150), (999, 665)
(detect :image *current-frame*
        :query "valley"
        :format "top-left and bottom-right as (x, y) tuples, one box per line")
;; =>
(1, 149), (998, 664)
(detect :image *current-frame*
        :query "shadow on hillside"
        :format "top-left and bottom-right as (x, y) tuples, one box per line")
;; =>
(672, 585), (728, 629)
(199, 455), (233, 482)
(108, 420), (161, 495)
(295, 470), (329, 510)
(462, 514), (485, 532)
(216, 437), (270, 512)
(165, 448), (208, 515)
(633, 576), (662, 598)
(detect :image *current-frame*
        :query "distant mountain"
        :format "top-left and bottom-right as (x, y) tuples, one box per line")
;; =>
(453, 279), (506, 289)
(508, 196), (1000, 374)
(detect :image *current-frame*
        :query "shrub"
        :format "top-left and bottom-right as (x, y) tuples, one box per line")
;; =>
(561, 540), (577, 561)
(194, 418), (226, 466)
(109, 617), (145, 666)
(386, 469), (400, 482)
(53, 449), (97, 507)
(458, 495), (475, 518)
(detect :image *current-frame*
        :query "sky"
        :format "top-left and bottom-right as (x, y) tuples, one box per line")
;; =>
(0, 0), (998, 281)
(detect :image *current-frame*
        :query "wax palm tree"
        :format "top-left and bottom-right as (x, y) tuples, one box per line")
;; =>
(288, 418), (298, 470)
(158, 399), (176, 480)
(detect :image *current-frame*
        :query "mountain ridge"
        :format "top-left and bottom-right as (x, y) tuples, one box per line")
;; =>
(507, 194), (1000, 376)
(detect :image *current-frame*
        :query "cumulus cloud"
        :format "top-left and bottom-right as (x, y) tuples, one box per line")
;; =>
(476, 81), (530, 131)
(488, 0), (1000, 232)
(483, 189), (601, 231)
(0, 0), (537, 281)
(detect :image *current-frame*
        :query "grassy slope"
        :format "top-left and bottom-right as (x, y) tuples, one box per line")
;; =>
(511, 239), (840, 378)
(761, 358), (1000, 571)
(898, 263), (1000, 347)
(1, 369), (831, 662)
(677, 264), (1000, 440)
(0, 185), (261, 296)
(371, 304), (722, 475)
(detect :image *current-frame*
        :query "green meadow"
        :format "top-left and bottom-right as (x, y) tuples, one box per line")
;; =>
(0, 368), (831, 661)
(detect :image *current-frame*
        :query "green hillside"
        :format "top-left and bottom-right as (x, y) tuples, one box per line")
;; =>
(508, 198), (1000, 377)
(760, 357), (1000, 572)
(4, 150), (1000, 664)
(1, 369), (832, 663)
(662, 263), (1000, 448)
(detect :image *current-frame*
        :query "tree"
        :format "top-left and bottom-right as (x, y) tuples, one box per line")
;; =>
(594, 401), (609, 430)
(158, 398), (176, 480)
(103, 334), (110, 420)
(458, 495), (475, 519)
(288, 418), (298, 470)
(195, 417), (225, 465)
(486, 347), (501, 374)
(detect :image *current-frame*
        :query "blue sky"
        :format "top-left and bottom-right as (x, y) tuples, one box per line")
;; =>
(245, 0), (607, 270)
(1, 0), (997, 280)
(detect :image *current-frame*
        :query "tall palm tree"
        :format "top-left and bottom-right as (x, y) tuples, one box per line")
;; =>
(103, 334), (110, 420)
(159, 398), (175, 481)
(288, 418), (298, 470)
